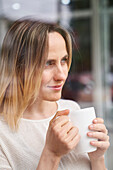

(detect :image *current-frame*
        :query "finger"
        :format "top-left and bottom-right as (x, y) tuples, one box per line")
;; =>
(57, 122), (75, 141)
(93, 118), (104, 124)
(90, 141), (110, 150)
(50, 109), (69, 125)
(56, 109), (70, 117)
(68, 133), (81, 149)
(65, 126), (79, 143)
(51, 115), (70, 129)
(61, 121), (74, 133)
(87, 132), (109, 141)
(88, 123), (108, 134)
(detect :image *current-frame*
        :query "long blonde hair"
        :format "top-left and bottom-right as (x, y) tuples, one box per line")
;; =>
(0, 18), (72, 130)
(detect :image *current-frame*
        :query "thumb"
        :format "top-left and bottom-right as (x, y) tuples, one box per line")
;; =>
(50, 109), (69, 125)
(56, 109), (70, 117)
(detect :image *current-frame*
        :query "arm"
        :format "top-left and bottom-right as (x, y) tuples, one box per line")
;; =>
(36, 146), (61, 170)
(87, 118), (110, 170)
(90, 156), (106, 170)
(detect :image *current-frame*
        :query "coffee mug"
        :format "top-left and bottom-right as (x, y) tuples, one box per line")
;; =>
(69, 107), (97, 154)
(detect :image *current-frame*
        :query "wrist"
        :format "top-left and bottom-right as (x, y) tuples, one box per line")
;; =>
(43, 145), (61, 161)
(90, 156), (106, 170)
(90, 155), (105, 162)
(37, 146), (61, 170)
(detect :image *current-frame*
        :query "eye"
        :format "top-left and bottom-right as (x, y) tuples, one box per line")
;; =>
(61, 56), (68, 64)
(45, 60), (55, 67)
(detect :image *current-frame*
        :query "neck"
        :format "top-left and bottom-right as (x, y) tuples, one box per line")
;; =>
(23, 99), (58, 120)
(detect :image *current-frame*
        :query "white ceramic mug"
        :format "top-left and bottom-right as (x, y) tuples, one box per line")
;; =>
(69, 107), (97, 154)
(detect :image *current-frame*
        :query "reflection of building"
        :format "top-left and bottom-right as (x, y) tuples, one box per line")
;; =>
(0, 0), (113, 169)
(62, 73), (94, 103)
(59, 0), (113, 114)
(59, 2), (113, 169)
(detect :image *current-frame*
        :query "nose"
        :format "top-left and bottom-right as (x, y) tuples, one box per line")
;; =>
(54, 64), (67, 82)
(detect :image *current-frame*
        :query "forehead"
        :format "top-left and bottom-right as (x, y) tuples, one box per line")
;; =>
(48, 32), (67, 57)
(48, 32), (66, 45)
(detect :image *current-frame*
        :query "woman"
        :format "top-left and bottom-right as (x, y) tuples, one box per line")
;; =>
(0, 18), (110, 170)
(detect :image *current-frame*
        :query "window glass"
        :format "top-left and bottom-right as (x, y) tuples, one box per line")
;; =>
(62, 17), (93, 103)
(100, 0), (113, 7)
(70, 17), (91, 72)
(110, 16), (113, 72)
(108, 0), (113, 7)
(61, 0), (90, 10)
(110, 15), (113, 102)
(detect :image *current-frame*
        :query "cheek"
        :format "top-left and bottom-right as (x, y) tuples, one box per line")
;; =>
(41, 71), (52, 85)
(63, 66), (68, 78)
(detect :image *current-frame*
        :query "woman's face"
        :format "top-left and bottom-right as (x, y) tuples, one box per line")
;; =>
(38, 32), (69, 101)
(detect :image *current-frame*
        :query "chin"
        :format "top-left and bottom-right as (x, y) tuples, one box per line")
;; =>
(48, 96), (61, 102)
(44, 93), (61, 102)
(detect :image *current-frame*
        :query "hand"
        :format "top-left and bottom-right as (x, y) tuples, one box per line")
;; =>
(45, 109), (80, 157)
(87, 118), (110, 161)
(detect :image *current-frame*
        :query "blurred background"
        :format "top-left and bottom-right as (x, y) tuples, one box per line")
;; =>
(0, 0), (113, 169)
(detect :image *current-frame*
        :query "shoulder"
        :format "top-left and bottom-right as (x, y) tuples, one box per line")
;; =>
(0, 116), (11, 135)
(57, 99), (80, 111)
(0, 116), (5, 126)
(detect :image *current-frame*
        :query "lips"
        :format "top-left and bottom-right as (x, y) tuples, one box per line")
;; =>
(49, 84), (62, 87)
(48, 84), (63, 90)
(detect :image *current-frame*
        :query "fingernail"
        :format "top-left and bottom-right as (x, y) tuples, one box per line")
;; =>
(90, 125), (94, 129)
(88, 132), (93, 136)
(90, 141), (95, 145)
(94, 119), (97, 123)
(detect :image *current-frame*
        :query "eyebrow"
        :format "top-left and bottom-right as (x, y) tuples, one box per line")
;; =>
(62, 54), (69, 59)
(46, 55), (69, 62)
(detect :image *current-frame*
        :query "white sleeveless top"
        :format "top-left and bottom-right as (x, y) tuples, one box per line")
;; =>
(0, 99), (91, 170)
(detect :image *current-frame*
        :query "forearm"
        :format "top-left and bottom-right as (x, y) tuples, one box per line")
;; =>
(90, 156), (107, 170)
(36, 146), (61, 170)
